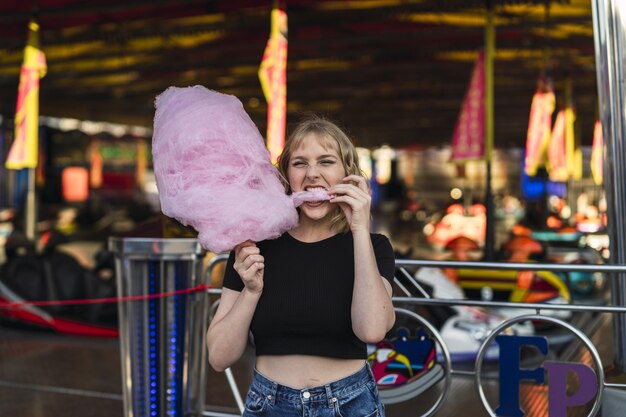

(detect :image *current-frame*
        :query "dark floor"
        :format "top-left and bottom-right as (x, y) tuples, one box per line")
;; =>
(0, 308), (615, 417)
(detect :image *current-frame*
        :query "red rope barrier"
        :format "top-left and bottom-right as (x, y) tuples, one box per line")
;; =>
(0, 284), (213, 310)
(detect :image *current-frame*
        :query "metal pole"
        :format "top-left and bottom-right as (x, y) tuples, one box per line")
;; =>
(483, 0), (495, 261)
(224, 368), (244, 414)
(25, 167), (36, 240)
(591, 0), (626, 373)
(0, 127), (6, 207)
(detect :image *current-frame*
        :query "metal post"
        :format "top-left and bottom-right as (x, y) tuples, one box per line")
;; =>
(483, 0), (495, 261)
(25, 168), (36, 240)
(110, 238), (207, 417)
(591, 0), (626, 373)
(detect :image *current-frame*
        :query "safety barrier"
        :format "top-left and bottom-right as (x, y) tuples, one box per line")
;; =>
(202, 255), (626, 417)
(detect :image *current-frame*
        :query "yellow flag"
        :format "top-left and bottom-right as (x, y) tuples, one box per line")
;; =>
(565, 106), (582, 180)
(591, 120), (603, 185)
(547, 109), (568, 182)
(6, 21), (47, 170)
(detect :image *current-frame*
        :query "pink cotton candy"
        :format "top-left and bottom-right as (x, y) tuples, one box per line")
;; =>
(291, 190), (331, 207)
(152, 85), (299, 253)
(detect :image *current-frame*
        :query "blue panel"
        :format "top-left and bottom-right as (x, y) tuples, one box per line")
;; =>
(165, 261), (188, 417)
(148, 261), (160, 417)
(520, 160), (567, 201)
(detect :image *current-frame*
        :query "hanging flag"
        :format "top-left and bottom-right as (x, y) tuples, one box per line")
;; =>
(451, 51), (485, 161)
(524, 78), (555, 176)
(547, 106), (576, 182)
(591, 120), (603, 185)
(258, 4), (288, 164)
(136, 140), (148, 187)
(568, 107), (582, 181)
(89, 140), (103, 188)
(547, 109), (568, 182)
(6, 20), (47, 170)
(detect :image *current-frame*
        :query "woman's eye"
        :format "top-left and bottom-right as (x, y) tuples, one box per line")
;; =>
(320, 160), (335, 165)
(292, 161), (306, 167)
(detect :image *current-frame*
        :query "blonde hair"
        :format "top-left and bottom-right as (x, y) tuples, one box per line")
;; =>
(277, 115), (365, 233)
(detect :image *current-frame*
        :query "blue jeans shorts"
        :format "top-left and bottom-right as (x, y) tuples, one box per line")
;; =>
(243, 363), (385, 417)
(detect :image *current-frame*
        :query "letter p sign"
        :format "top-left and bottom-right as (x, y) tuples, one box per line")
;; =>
(543, 362), (598, 417)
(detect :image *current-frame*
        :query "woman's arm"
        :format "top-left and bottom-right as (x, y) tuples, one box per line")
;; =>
(206, 242), (264, 372)
(329, 175), (395, 343)
(206, 287), (260, 371)
(350, 231), (395, 343)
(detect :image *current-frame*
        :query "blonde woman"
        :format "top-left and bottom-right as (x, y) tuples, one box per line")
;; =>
(207, 116), (395, 417)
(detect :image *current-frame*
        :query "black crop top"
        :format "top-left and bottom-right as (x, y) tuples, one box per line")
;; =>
(222, 232), (395, 359)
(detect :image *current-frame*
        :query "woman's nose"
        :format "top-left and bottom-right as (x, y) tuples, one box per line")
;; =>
(306, 164), (319, 178)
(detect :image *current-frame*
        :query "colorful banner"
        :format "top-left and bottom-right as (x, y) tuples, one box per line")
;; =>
(570, 109), (583, 181)
(547, 106), (577, 182)
(524, 79), (555, 176)
(547, 109), (568, 182)
(6, 20), (47, 170)
(258, 6), (288, 164)
(451, 51), (485, 161)
(591, 120), (603, 185)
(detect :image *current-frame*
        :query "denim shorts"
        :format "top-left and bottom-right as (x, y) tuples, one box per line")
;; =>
(243, 363), (385, 417)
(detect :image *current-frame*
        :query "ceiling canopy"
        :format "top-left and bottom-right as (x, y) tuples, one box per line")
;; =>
(0, 0), (597, 149)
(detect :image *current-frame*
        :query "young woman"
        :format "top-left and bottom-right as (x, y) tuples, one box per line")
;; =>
(207, 116), (395, 417)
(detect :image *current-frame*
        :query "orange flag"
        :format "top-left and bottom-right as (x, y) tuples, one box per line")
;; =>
(258, 5), (288, 164)
(6, 20), (47, 170)
(591, 120), (603, 185)
(524, 78), (555, 176)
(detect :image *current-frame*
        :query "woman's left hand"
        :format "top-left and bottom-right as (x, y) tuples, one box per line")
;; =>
(328, 175), (371, 232)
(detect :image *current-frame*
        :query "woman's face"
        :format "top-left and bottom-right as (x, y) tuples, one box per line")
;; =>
(287, 133), (346, 221)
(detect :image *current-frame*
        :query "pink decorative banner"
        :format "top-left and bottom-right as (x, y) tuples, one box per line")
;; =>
(524, 78), (555, 176)
(451, 51), (485, 161)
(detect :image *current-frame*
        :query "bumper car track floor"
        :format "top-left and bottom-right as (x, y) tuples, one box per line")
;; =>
(0, 310), (613, 417)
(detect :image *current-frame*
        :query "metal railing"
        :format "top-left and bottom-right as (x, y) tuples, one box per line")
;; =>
(201, 255), (626, 417)
(392, 259), (626, 314)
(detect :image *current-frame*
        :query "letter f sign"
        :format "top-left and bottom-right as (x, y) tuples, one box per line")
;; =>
(495, 335), (548, 417)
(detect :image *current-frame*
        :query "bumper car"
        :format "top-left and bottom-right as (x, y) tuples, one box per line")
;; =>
(412, 266), (536, 362)
(367, 310), (445, 404)
(438, 313), (534, 362)
(0, 231), (118, 337)
(448, 236), (572, 310)
(531, 230), (606, 296)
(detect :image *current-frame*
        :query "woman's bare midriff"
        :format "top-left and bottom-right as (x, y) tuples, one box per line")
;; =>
(255, 355), (366, 389)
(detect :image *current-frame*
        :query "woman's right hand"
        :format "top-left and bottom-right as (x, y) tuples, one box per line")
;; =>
(233, 241), (264, 294)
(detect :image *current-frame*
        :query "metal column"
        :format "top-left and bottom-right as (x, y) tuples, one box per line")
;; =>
(110, 238), (208, 417)
(591, 0), (626, 373)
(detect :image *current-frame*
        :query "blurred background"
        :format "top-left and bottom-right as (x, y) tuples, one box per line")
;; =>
(0, 1), (616, 417)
